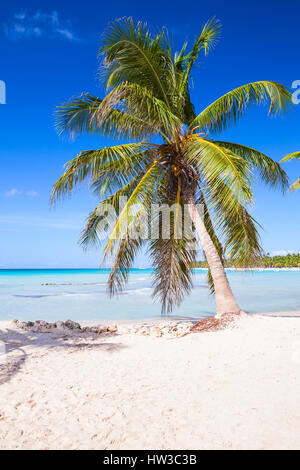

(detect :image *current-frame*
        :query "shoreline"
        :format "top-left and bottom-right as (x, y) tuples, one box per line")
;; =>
(1, 309), (300, 329)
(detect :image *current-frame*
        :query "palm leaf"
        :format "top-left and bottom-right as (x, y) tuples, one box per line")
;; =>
(190, 81), (291, 134)
(150, 236), (196, 314)
(213, 141), (288, 191)
(202, 175), (262, 265)
(50, 142), (147, 204)
(281, 151), (300, 191)
(289, 178), (300, 191)
(150, 190), (197, 314)
(90, 149), (155, 196)
(55, 93), (157, 140)
(184, 137), (253, 204)
(181, 17), (221, 91)
(115, 82), (181, 138)
(102, 158), (164, 259)
(80, 173), (147, 248)
(107, 235), (145, 295)
(281, 151), (300, 163)
(99, 17), (175, 111)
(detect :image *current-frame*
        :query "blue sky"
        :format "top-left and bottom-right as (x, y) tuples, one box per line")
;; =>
(1, 0), (300, 268)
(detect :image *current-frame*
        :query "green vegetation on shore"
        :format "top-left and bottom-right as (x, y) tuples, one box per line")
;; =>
(194, 253), (300, 268)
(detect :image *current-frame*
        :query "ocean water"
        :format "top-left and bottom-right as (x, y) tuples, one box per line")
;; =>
(0, 269), (300, 322)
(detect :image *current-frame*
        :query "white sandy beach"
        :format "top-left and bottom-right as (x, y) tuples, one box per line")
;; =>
(0, 314), (300, 450)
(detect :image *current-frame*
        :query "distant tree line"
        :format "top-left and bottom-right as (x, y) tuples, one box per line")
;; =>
(194, 253), (300, 269)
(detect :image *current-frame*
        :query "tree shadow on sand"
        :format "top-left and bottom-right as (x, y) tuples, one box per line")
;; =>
(0, 327), (127, 386)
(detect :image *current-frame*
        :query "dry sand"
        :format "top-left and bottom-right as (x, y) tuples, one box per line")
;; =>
(0, 314), (300, 450)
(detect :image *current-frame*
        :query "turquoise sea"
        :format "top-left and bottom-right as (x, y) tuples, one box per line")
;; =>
(0, 268), (300, 322)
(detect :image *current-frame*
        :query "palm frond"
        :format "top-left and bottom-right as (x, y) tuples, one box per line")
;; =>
(150, 191), (197, 314)
(181, 17), (221, 89)
(150, 236), (196, 314)
(202, 175), (263, 265)
(99, 17), (175, 111)
(190, 81), (291, 134)
(289, 178), (300, 191)
(55, 93), (158, 140)
(281, 151), (300, 191)
(107, 235), (145, 295)
(80, 173), (146, 248)
(184, 137), (253, 205)
(102, 158), (164, 259)
(90, 149), (155, 196)
(50, 142), (146, 204)
(116, 82), (181, 138)
(223, 207), (263, 265)
(281, 151), (300, 163)
(68, 82), (181, 142)
(213, 141), (288, 191)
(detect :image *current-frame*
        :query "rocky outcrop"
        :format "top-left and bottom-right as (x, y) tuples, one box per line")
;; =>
(12, 319), (194, 337)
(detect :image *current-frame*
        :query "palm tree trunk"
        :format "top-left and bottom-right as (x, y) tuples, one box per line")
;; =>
(185, 188), (242, 317)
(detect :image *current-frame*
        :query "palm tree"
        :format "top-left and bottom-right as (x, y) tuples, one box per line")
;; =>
(281, 152), (300, 190)
(51, 17), (290, 317)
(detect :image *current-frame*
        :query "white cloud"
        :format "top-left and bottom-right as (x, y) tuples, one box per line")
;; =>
(5, 188), (22, 197)
(56, 28), (78, 42)
(4, 189), (38, 197)
(14, 11), (26, 20)
(4, 10), (81, 42)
